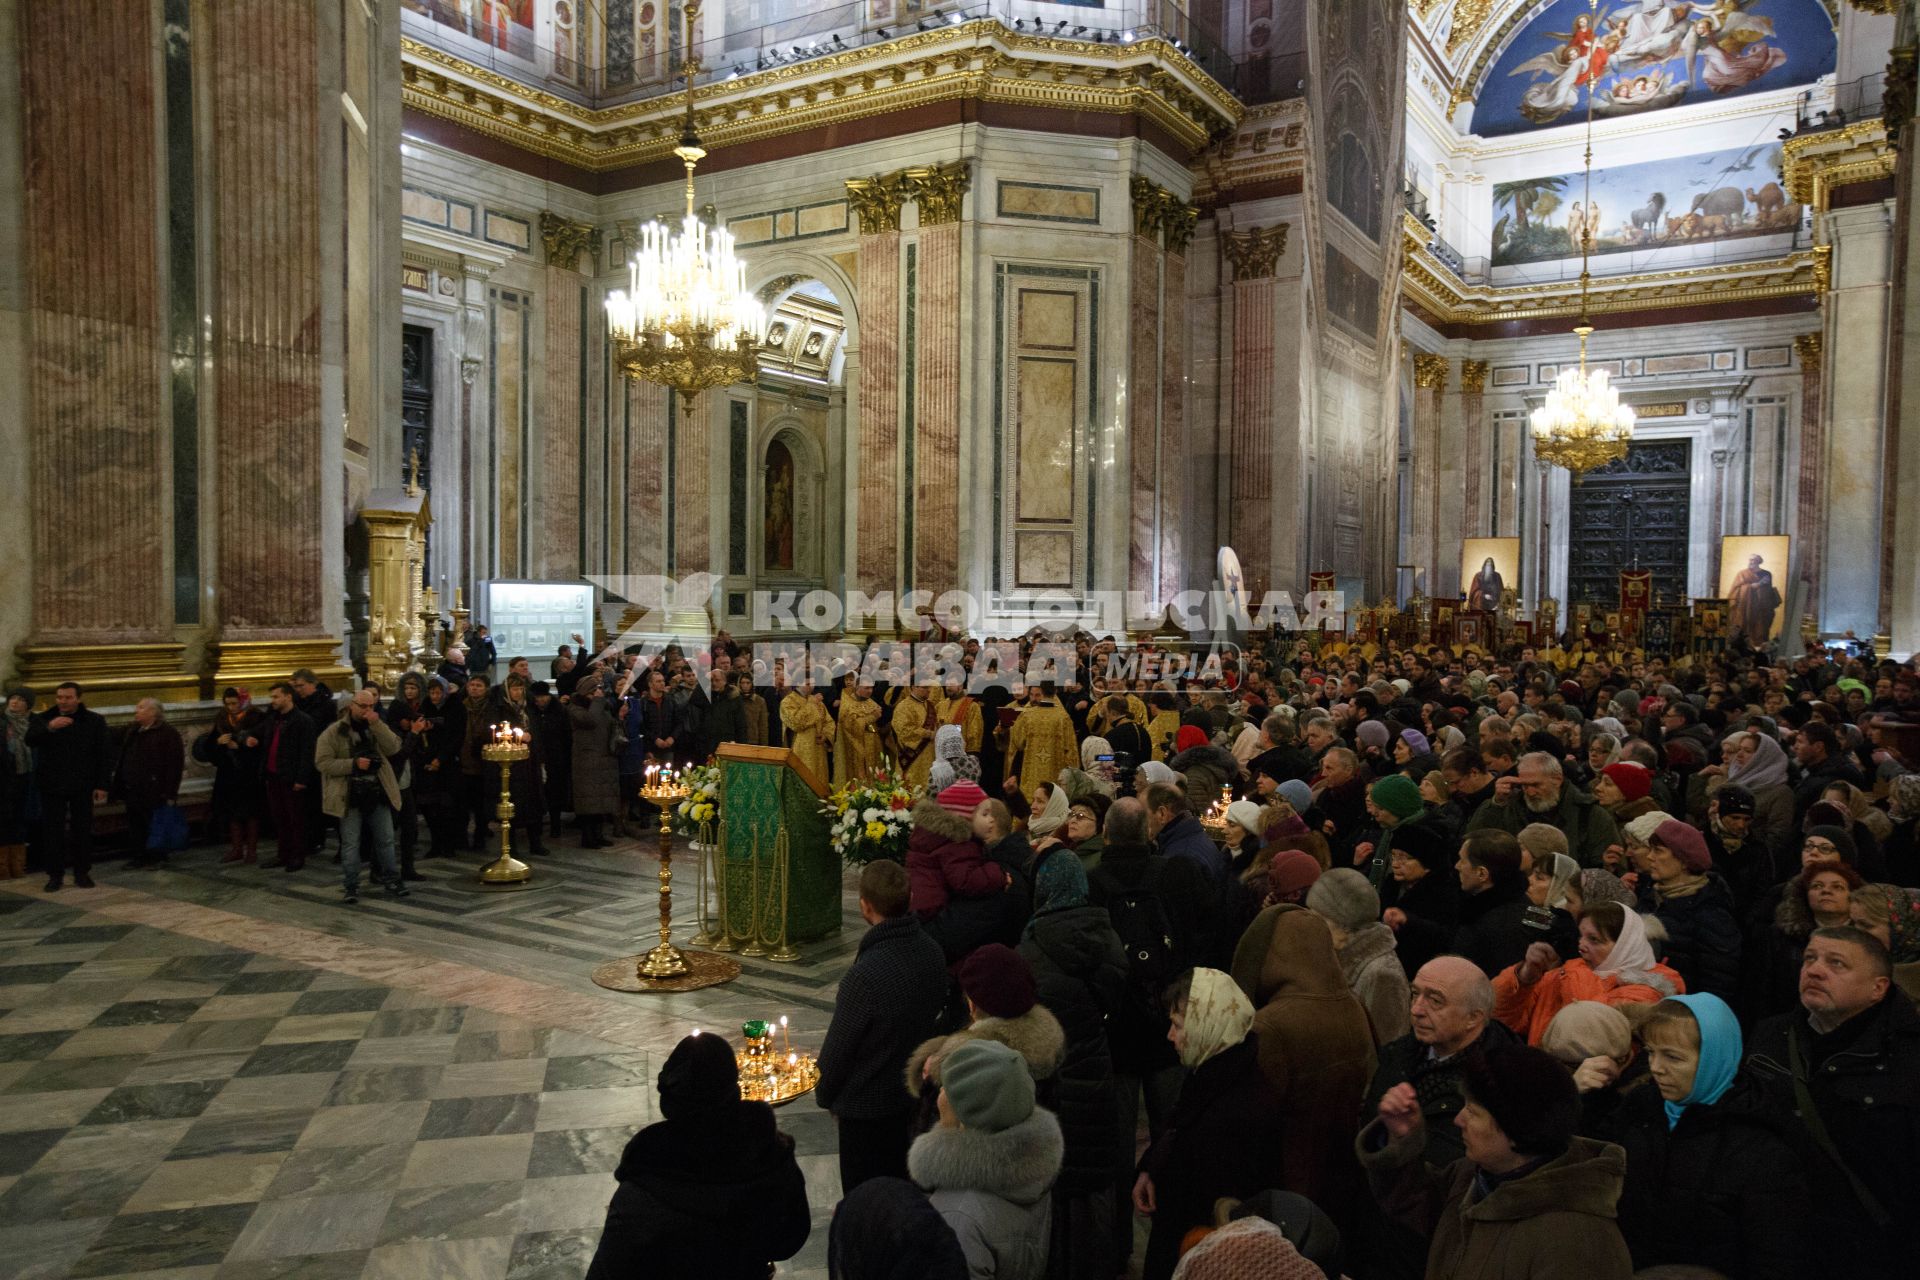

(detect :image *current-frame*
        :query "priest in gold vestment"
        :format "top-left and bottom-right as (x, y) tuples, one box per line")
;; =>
(1005, 683), (1080, 798)
(834, 683), (885, 785)
(779, 684), (835, 783)
(935, 679), (984, 755)
(891, 685), (937, 792)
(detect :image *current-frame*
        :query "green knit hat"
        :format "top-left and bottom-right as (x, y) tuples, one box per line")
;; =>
(1370, 773), (1425, 822)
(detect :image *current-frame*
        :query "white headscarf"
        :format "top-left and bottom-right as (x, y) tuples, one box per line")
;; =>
(1728, 732), (1789, 791)
(1592, 908), (1673, 993)
(1177, 968), (1255, 1069)
(1028, 784), (1070, 839)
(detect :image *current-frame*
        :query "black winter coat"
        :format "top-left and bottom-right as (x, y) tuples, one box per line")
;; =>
(113, 722), (184, 812)
(585, 1101), (809, 1280)
(25, 704), (112, 796)
(933, 832), (1035, 958)
(1399, 876), (1535, 979)
(257, 708), (318, 788)
(1084, 841), (1210, 1075)
(816, 915), (951, 1120)
(1649, 872), (1743, 1002)
(1390, 870), (1462, 980)
(1138, 1036), (1290, 1280)
(193, 709), (266, 824)
(1743, 993), (1920, 1278)
(1608, 1081), (1809, 1280)
(1019, 904), (1129, 1195)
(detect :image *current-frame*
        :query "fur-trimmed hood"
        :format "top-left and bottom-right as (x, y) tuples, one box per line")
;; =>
(904, 1009), (1067, 1099)
(911, 795), (974, 844)
(907, 1107), (1064, 1206)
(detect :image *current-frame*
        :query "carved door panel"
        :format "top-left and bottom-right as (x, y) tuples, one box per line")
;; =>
(1566, 441), (1691, 607)
(401, 325), (433, 491)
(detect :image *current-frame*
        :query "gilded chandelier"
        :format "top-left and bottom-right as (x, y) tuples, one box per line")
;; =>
(606, 1), (764, 410)
(1529, 0), (1634, 475)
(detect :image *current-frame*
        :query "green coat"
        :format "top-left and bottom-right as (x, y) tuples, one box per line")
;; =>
(1462, 784), (1622, 868)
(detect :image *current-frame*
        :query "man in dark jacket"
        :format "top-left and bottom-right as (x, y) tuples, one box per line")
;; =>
(528, 681), (572, 839)
(1742, 926), (1920, 1278)
(290, 669), (338, 854)
(817, 859), (951, 1195)
(25, 682), (112, 890)
(702, 667), (749, 758)
(1394, 829), (1535, 979)
(114, 698), (185, 867)
(1463, 750), (1621, 867)
(1790, 722), (1867, 821)
(1145, 782), (1226, 882)
(259, 681), (319, 872)
(382, 672), (433, 879)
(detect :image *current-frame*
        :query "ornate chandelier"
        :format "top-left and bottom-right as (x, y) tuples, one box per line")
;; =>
(606, 1), (763, 411)
(1530, 0), (1633, 476)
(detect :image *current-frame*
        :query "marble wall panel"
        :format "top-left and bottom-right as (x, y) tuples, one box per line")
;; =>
(674, 397), (712, 575)
(914, 223), (961, 597)
(625, 380), (668, 577)
(494, 291), (526, 578)
(855, 231), (901, 593)
(997, 183), (1102, 225)
(1229, 277), (1276, 596)
(540, 266), (583, 578)
(20, 0), (171, 643)
(1016, 359), (1077, 523)
(1158, 249), (1187, 604)
(1129, 236), (1160, 601)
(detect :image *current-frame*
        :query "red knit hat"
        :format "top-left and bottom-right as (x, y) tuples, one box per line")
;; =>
(1652, 819), (1713, 874)
(1176, 724), (1210, 753)
(937, 779), (987, 817)
(1601, 762), (1651, 804)
(957, 944), (1036, 1018)
(1266, 850), (1323, 900)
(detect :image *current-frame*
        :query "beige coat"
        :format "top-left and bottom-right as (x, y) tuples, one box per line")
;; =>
(315, 712), (402, 818)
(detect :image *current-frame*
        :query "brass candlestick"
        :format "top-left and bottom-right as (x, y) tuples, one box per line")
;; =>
(479, 736), (532, 884)
(689, 816), (732, 950)
(636, 776), (692, 978)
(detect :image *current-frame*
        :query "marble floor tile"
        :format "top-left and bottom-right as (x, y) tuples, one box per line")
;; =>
(67, 1204), (257, 1278)
(0, 1059), (32, 1089)
(5, 1051), (150, 1093)
(531, 1085), (652, 1133)
(512, 1171), (614, 1233)
(212, 1249), (369, 1278)
(504, 1228), (600, 1280)
(258, 1012), (375, 1045)
(451, 1028), (553, 1062)
(160, 1016), (282, 1054)
(216, 969), (320, 997)
(34, 1118), (195, 1173)
(539, 1052), (652, 1092)
(121, 1151), (290, 1213)
(234, 1039), (359, 1078)
(50, 1023), (183, 1059)
(169, 1108), (314, 1160)
(323, 1065), (444, 1106)
(188, 994), (304, 1022)
(201, 1073), (340, 1119)
(288, 988), (391, 1016)
(0, 960), (86, 985)
(418, 1092), (540, 1140)
(292, 1100), (430, 1150)
(0, 1125), (68, 1175)
(376, 1181), (524, 1246)
(0, 1028), (75, 1060)
(0, 1163), (150, 1220)
(344, 1032), (459, 1069)
(0, 1001), (117, 1032)
(224, 1190), (394, 1260)
(92, 998), (209, 1027)
(261, 1141), (413, 1200)
(0, 1215), (114, 1280)
(118, 1049), (256, 1086)
(39, 925), (139, 946)
(82, 1079), (225, 1125)
(398, 1133), (534, 1187)
(0, 1086), (113, 1131)
(361, 1234), (515, 1280)
(432, 1056), (550, 1098)
(525, 1125), (631, 1178)
(363, 1006), (465, 1038)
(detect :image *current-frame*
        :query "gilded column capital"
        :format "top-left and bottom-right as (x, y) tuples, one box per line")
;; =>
(1130, 175), (1167, 241)
(1845, 0), (1898, 13)
(1413, 353), (1450, 390)
(1222, 223), (1287, 281)
(1130, 177), (1199, 254)
(1160, 195), (1199, 255)
(539, 211), (597, 272)
(1793, 332), (1824, 367)
(845, 171), (911, 233)
(1459, 358), (1490, 393)
(906, 161), (971, 226)
(1884, 44), (1915, 141)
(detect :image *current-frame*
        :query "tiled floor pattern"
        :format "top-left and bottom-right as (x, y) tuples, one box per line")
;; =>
(0, 893), (844, 1279)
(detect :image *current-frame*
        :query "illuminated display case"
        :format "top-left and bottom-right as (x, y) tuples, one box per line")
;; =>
(478, 580), (596, 672)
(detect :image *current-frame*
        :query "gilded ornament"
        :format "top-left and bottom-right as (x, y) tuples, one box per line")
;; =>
(1130, 175), (1167, 239)
(1161, 199), (1199, 254)
(1459, 358), (1490, 393)
(1223, 223), (1288, 280)
(1447, 0), (1495, 57)
(1793, 331), (1824, 367)
(1413, 353), (1451, 389)
(1779, 120), (1892, 210)
(1884, 45), (1915, 147)
(906, 161), (971, 226)
(845, 172), (911, 234)
(539, 211), (597, 271)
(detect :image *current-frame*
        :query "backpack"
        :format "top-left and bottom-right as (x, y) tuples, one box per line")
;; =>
(1093, 859), (1178, 995)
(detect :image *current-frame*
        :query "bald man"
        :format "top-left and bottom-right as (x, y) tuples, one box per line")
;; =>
(1357, 955), (1519, 1280)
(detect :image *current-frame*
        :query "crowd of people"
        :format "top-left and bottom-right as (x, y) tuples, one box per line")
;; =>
(585, 632), (1920, 1279)
(5, 629), (1920, 1278)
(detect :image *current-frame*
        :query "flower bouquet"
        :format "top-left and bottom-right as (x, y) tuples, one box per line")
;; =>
(673, 762), (722, 841)
(823, 771), (914, 866)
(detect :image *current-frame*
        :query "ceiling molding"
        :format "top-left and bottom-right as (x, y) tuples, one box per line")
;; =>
(1780, 119), (1896, 209)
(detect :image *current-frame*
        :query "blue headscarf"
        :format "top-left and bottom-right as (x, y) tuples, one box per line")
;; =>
(1028, 847), (1090, 925)
(1662, 993), (1742, 1129)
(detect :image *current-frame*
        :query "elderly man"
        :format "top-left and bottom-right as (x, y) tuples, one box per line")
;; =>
(116, 698), (185, 868)
(1743, 927), (1919, 1277)
(1358, 956), (1520, 1280)
(1463, 750), (1620, 867)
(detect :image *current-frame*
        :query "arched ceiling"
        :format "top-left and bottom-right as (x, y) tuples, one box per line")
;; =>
(1450, 0), (1837, 137)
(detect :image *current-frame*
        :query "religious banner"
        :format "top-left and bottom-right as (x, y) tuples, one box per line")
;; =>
(1309, 570), (1337, 595)
(1619, 569), (1654, 626)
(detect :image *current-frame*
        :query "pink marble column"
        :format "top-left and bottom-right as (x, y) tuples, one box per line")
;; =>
(208, 0), (326, 642)
(1228, 276), (1276, 598)
(19, 0), (171, 650)
(1411, 355), (1448, 595)
(673, 398), (711, 574)
(1158, 247), (1188, 604)
(847, 173), (908, 597)
(626, 381), (668, 577)
(540, 263), (583, 578)
(1460, 359), (1489, 536)
(1128, 233), (1161, 601)
(1793, 332), (1824, 608)
(914, 221), (961, 597)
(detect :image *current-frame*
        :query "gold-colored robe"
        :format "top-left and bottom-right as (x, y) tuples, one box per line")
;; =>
(935, 692), (984, 755)
(780, 692), (835, 784)
(1147, 710), (1183, 761)
(892, 693), (936, 791)
(1008, 700), (1079, 797)
(835, 694), (885, 785)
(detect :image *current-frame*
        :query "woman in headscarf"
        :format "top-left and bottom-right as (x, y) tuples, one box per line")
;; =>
(1819, 778), (1895, 846)
(1610, 995), (1808, 1279)
(1019, 848), (1129, 1280)
(1492, 901), (1683, 1044)
(0, 689), (35, 880)
(1723, 729), (1796, 863)
(193, 687), (266, 865)
(1134, 969), (1287, 1280)
(1078, 736), (1118, 797)
(1390, 728), (1439, 782)
(1586, 731), (1623, 774)
(1543, 1000), (1649, 1139)
(1568, 865), (1634, 919)
(585, 1031), (810, 1279)
(1848, 881), (1920, 999)
(1027, 782), (1070, 859)
(1227, 905), (1375, 1225)
(1884, 772), (1920, 888)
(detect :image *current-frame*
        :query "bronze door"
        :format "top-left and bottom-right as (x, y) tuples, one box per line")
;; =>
(1566, 440), (1691, 608)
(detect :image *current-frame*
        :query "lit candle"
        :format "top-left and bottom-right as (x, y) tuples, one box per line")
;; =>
(780, 1015), (791, 1053)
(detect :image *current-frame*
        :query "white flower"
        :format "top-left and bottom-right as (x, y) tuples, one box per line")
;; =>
(862, 807), (882, 823)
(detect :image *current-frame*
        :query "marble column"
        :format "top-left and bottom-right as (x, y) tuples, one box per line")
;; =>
(1460, 359), (1490, 536)
(1411, 355), (1448, 597)
(626, 380), (669, 577)
(10, 0), (193, 700)
(909, 163), (967, 600)
(1127, 184), (1163, 604)
(674, 397), (712, 576)
(845, 173), (909, 598)
(1792, 332), (1824, 613)
(1222, 225), (1286, 599)
(1820, 202), (1894, 639)
(1160, 220), (1193, 605)
(204, 0), (352, 688)
(537, 213), (595, 580)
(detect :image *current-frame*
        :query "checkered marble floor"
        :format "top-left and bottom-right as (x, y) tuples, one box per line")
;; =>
(0, 891), (843, 1279)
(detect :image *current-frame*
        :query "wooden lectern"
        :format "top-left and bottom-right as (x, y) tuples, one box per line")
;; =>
(711, 744), (839, 955)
